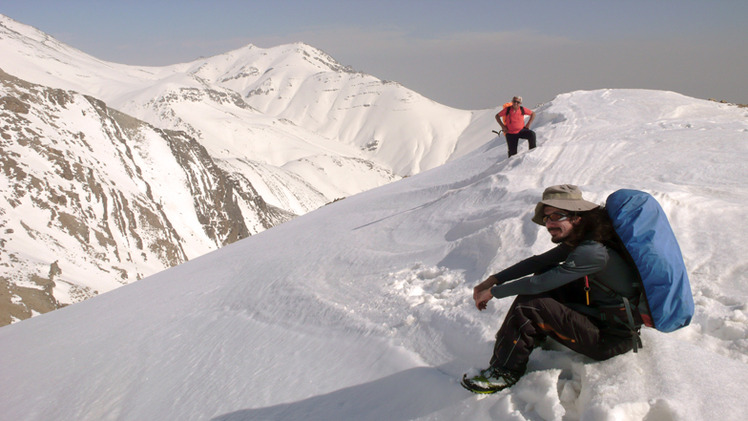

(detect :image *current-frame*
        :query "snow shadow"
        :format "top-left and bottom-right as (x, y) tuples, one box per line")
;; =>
(212, 366), (466, 421)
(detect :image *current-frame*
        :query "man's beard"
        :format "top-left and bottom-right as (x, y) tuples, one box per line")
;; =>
(548, 228), (567, 243)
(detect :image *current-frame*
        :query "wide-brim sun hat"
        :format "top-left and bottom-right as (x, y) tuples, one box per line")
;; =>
(531, 184), (600, 225)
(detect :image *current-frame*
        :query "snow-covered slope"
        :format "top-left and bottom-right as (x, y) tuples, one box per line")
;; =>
(1, 89), (747, 420)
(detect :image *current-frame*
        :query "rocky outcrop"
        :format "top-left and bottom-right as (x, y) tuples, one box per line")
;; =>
(0, 69), (289, 324)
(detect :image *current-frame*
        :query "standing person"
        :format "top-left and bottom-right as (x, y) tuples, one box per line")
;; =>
(496, 96), (536, 157)
(461, 185), (642, 394)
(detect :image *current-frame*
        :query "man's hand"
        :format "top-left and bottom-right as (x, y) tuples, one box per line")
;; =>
(473, 277), (497, 311)
(474, 288), (494, 310)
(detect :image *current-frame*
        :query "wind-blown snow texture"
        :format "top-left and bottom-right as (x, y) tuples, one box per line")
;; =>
(1, 88), (747, 420)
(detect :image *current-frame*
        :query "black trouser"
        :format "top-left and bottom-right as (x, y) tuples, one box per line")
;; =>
(505, 129), (537, 157)
(490, 293), (635, 377)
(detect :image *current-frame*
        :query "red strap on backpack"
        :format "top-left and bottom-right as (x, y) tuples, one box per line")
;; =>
(584, 276), (590, 305)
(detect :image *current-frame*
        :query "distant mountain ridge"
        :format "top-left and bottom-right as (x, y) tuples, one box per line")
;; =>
(0, 14), (496, 324)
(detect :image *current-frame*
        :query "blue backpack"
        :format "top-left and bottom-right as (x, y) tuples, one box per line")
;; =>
(606, 189), (694, 333)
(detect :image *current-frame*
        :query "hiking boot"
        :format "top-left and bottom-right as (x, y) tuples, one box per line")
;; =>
(460, 366), (520, 394)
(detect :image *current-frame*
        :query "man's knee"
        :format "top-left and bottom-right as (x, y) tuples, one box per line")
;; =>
(515, 294), (551, 306)
(526, 131), (537, 149)
(510, 295), (557, 317)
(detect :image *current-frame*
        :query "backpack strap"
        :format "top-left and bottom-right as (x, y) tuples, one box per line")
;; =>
(587, 276), (644, 352)
(622, 296), (643, 352)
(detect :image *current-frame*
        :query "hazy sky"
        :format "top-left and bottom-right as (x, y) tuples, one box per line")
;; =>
(2, 0), (746, 109)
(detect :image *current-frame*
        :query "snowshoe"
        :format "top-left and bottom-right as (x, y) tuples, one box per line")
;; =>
(460, 367), (519, 394)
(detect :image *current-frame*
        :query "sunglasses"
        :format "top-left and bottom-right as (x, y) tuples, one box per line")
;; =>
(512, 100), (522, 104)
(542, 212), (571, 224)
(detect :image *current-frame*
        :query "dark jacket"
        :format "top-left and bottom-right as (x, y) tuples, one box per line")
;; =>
(489, 240), (639, 319)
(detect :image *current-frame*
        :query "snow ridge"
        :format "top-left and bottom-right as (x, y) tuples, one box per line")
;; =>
(2, 88), (748, 421)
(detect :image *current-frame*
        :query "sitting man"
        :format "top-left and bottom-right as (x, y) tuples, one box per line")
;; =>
(462, 185), (641, 394)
